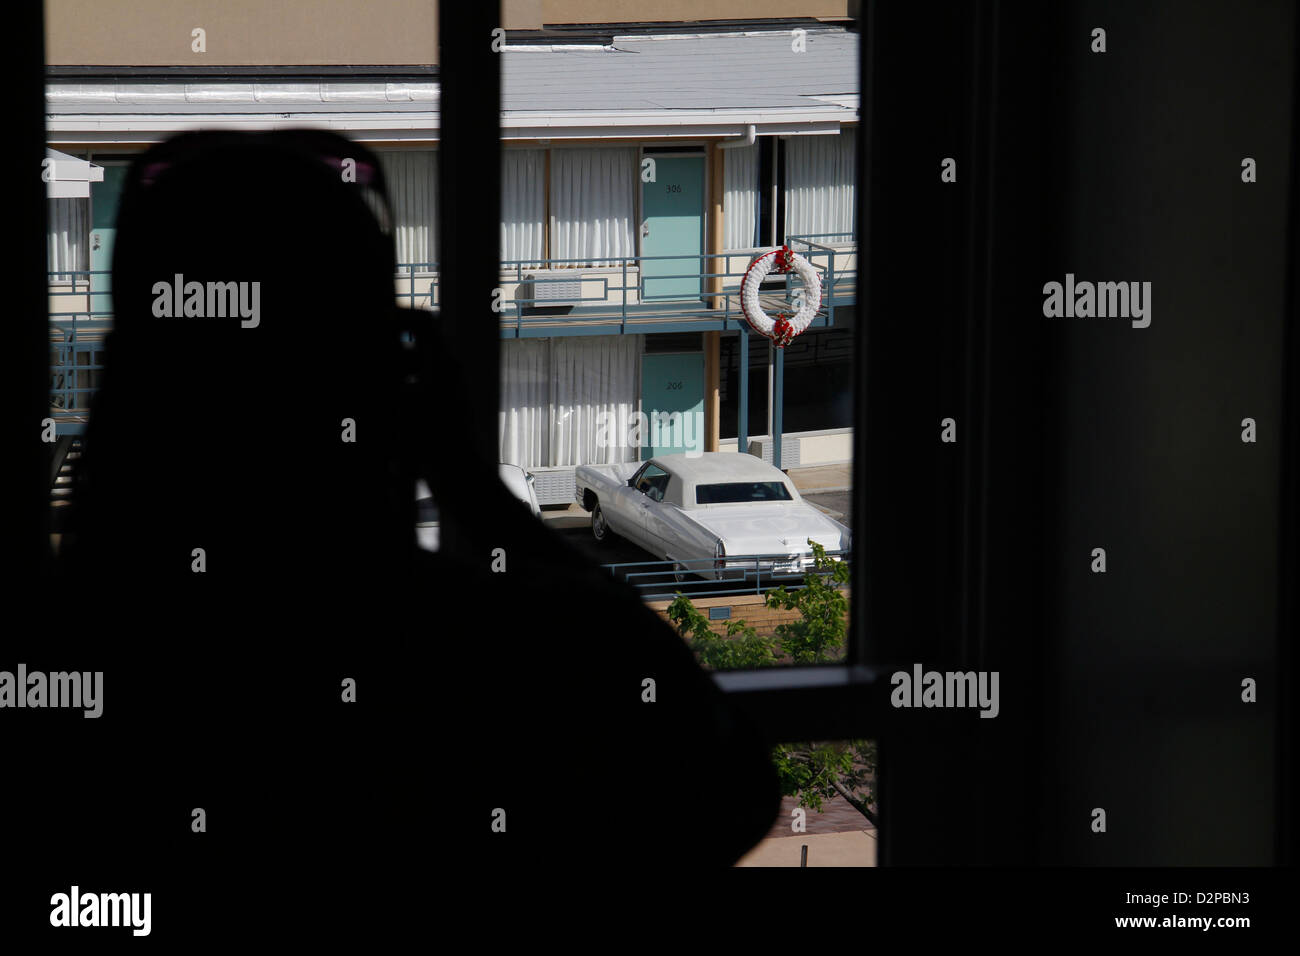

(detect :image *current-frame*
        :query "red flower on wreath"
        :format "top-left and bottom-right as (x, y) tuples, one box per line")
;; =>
(772, 313), (793, 347)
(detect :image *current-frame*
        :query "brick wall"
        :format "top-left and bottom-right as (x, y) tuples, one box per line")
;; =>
(649, 590), (852, 641)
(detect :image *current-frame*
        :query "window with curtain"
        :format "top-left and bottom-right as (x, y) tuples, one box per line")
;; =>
(549, 147), (635, 267)
(502, 149), (545, 267)
(723, 142), (760, 250)
(549, 336), (642, 467)
(500, 338), (551, 469)
(376, 149), (438, 268)
(500, 334), (643, 468)
(48, 198), (87, 279)
(783, 128), (856, 241)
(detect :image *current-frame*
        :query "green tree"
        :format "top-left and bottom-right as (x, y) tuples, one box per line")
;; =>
(665, 542), (876, 826)
(665, 594), (777, 670)
(764, 540), (851, 665)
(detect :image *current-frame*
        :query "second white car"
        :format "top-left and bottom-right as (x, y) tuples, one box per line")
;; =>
(417, 463), (542, 552)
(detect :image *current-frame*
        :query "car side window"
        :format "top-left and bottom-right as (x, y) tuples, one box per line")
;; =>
(637, 464), (670, 502)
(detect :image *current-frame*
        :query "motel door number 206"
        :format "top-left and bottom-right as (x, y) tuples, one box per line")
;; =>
(666, 381), (684, 390)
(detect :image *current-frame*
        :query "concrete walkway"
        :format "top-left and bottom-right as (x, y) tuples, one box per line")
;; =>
(539, 503), (593, 530)
(735, 830), (876, 867)
(785, 461), (852, 494)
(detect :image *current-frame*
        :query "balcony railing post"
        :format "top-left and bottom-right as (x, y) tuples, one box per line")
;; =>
(737, 322), (750, 453)
(827, 249), (835, 325)
(773, 344), (785, 469)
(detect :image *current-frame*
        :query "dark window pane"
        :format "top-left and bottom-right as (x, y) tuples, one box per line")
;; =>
(696, 481), (793, 504)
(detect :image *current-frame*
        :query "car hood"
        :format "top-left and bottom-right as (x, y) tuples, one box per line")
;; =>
(688, 502), (848, 554)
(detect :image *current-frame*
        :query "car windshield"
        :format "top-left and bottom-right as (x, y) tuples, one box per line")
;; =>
(695, 481), (793, 504)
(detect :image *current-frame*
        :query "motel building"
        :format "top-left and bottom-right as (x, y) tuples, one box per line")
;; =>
(45, 1), (858, 504)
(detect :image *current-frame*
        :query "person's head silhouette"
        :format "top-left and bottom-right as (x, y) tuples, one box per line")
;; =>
(63, 131), (418, 586)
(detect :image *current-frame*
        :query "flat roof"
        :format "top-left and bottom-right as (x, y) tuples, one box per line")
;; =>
(46, 29), (857, 142)
(502, 30), (857, 111)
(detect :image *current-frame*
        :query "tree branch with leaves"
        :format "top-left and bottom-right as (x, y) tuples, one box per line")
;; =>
(666, 542), (876, 827)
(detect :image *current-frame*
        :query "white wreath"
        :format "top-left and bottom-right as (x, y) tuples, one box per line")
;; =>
(740, 246), (823, 347)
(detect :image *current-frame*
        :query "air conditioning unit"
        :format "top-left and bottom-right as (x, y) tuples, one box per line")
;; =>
(527, 466), (577, 506)
(523, 271), (583, 307)
(747, 437), (802, 469)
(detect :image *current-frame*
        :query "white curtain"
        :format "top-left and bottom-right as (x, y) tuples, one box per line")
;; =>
(501, 149), (545, 267)
(784, 129), (856, 240)
(500, 335), (643, 468)
(550, 336), (642, 466)
(549, 147), (635, 267)
(500, 338), (551, 469)
(377, 149), (438, 268)
(48, 198), (87, 278)
(723, 143), (759, 250)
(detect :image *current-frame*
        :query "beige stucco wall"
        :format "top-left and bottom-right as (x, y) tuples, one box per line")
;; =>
(45, 1), (851, 67)
(45, 0), (438, 66)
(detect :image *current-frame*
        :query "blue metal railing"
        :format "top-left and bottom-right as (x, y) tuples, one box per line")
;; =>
(495, 237), (856, 335)
(48, 269), (112, 415)
(602, 549), (850, 601)
(395, 261), (440, 311)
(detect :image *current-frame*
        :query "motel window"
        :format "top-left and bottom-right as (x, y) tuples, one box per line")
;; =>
(375, 149), (439, 269)
(723, 142), (760, 250)
(727, 129), (856, 250)
(783, 129), (856, 241)
(501, 148), (545, 267)
(47, 196), (87, 279)
(499, 335), (643, 469)
(548, 147), (636, 268)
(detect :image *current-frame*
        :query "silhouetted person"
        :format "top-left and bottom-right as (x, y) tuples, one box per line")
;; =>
(42, 132), (777, 920)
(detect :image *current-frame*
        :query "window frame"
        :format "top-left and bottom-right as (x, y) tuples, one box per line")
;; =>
(24, 1), (1292, 871)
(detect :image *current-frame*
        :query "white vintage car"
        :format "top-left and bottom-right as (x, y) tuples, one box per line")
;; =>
(575, 452), (851, 579)
(416, 464), (542, 552)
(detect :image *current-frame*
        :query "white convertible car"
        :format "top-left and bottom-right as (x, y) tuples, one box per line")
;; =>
(575, 452), (851, 579)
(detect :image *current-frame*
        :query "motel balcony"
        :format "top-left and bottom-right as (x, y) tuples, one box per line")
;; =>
(46, 234), (855, 437)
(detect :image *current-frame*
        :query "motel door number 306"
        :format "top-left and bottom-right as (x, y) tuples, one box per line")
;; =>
(666, 183), (682, 193)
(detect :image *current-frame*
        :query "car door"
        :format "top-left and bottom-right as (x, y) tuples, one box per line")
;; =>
(629, 463), (671, 557)
(605, 461), (649, 548)
(639, 466), (689, 561)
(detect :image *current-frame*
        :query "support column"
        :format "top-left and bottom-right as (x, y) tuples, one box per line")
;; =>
(704, 331), (720, 452)
(738, 324), (750, 453)
(773, 343), (785, 470)
(767, 340), (774, 439)
(704, 142), (725, 451)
